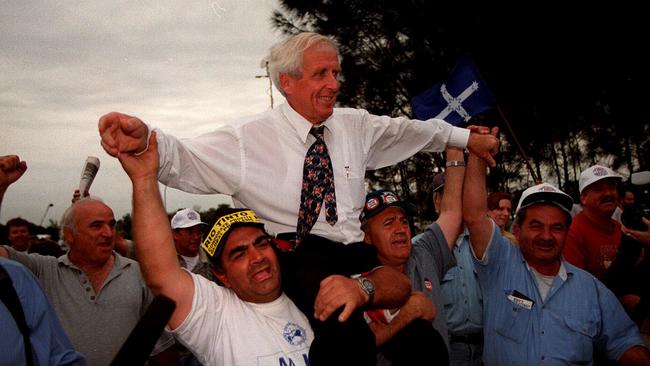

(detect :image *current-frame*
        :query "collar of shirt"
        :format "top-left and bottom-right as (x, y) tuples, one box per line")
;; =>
(454, 226), (471, 248)
(58, 251), (130, 272)
(524, 260), (568, 282)
(280, 102), (333, 144)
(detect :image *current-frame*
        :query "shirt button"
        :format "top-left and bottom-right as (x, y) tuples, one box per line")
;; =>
(541, 356), (545, 361)
(90, 296), (96, 300)
(85, 287), (91, 292)
(541, 331), (545, 335)
(82, 279), (87, 284)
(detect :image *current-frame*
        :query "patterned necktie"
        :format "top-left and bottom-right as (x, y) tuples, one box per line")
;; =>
(296, 126), (338, 241)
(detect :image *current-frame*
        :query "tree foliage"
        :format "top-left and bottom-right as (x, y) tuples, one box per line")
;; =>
(272, 1), (649, 229)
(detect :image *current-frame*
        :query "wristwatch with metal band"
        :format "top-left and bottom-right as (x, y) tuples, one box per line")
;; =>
(356, 276), (376, 306)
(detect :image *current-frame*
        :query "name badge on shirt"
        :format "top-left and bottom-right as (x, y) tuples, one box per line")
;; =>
(507, 290), (534, 310)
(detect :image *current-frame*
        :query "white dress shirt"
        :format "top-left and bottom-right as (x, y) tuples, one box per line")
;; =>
(156, 102), (469, 243)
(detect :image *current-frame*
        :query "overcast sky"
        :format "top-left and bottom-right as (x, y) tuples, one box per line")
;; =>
(1, 0), (288, 225)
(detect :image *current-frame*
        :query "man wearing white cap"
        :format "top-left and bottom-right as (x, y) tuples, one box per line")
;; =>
(564, 165), (623, 281)
(463, 151), (650, 365)
(171, 208), (209, 273)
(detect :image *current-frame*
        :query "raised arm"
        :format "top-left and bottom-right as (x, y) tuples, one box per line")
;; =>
(437, 147), (465, 249)
(0, 155), (27, 216)
(99, 112), (150, 157)
(463, 127), (500, 259)
(463, 152), (494, 259)
(117, 132), (193, 329)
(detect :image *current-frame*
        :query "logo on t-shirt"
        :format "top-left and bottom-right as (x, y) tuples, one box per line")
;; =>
(283, 322), (307, 346)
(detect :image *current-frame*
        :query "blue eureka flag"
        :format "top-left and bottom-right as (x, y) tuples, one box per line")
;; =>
(411, 55), (496, 126)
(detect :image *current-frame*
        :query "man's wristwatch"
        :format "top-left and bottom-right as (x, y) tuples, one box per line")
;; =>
(356, 276), (376, 306)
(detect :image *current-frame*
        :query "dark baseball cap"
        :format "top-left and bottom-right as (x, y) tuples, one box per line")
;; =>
(360, 190), (417, 222)
(201, 208), (266, 262)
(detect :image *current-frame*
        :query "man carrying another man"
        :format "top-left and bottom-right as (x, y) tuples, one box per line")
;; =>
(99, 31), (497, 365)
(118, 131), (411, 365)
(361, 147), (465, 357)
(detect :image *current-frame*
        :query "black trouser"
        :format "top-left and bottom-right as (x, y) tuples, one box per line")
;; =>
(275, 234), (379, 366)
(381, 319), (449, 366)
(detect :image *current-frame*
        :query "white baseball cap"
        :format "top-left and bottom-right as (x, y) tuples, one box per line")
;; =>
(578, 165), (622, 193)
(515, 183), (574, 217)
(171, 208), (207, 229)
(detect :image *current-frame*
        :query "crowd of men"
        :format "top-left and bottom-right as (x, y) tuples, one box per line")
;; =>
(2, 31), (650, 366)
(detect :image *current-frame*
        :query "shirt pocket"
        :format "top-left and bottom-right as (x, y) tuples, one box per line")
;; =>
(495, 291), (532, 343)
(558, 316), (598, 362)
(440, 271), (458, 312)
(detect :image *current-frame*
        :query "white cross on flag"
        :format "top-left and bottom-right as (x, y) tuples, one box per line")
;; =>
(411, 55), (495, 126)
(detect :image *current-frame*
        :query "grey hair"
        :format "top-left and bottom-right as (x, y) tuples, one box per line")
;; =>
(59, 196), (106, 240)
(267, 32), (340, 97)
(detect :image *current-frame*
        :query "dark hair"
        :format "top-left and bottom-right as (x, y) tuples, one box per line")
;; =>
(515, 203), (572, 228)
(617, 184), (636, 199)
(487, 192), (512, 211)
(6, 217), (30, 230)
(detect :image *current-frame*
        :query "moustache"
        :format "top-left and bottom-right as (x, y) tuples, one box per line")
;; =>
(600, 197), (616, 204)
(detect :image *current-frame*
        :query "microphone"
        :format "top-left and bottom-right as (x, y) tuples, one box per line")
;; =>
(110, 294), (176, 366)
(78, 156), (100, 195)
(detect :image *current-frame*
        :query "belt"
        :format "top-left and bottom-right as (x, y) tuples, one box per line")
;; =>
(449, 332), (483, 344)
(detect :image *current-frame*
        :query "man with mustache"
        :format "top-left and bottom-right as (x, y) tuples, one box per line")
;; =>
(563, 165), (623, 281)
(463, 150), (650, 365)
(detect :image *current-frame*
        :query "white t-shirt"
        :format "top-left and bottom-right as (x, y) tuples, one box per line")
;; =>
(169, 272), (314, 366)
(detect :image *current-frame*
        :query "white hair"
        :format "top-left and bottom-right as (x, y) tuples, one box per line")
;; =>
(267, 32), (340, 97)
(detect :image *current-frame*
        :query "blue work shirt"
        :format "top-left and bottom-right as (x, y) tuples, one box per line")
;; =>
(408, 223), (457, 349)
(475, 222), (644, 366)
(441, 228), (483, 335)
(0, 257), (85, 366)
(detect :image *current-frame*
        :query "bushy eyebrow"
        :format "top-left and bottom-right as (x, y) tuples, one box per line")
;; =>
(226, 234), (271, 259)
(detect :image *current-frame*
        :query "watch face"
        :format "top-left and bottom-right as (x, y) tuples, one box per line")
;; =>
(361, 278), (375, 293)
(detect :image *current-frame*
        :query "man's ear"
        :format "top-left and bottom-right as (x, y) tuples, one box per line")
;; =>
(363, 232), (372, 245)
(579, 192), (587, 206)
(279, 73), (294, 96)
(512, 223), (520, 239)
(63, 226), (74, 245)
(361, 223), (373, 245)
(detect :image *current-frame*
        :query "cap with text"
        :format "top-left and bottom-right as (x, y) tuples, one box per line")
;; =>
(515, 183), (573, 217)
(201, 208), (265, 261)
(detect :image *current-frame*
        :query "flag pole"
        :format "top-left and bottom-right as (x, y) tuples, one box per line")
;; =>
(495, 104), (540, 183)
